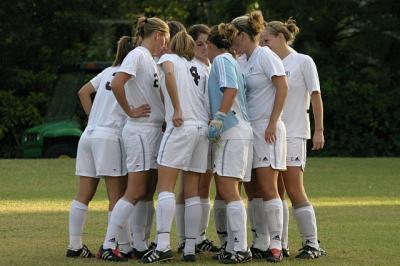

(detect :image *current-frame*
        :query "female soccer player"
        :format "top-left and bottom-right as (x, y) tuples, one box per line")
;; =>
(141, 31), (210, 263)
(206, 23), (253, 264)
(230, 11), (289, 262)
(130, 20), (187, 254)
(261, 18), (327, 259)
(97, 16), (170, 262)
(66, 36), (136, 259)
(173, 24), (219, 254)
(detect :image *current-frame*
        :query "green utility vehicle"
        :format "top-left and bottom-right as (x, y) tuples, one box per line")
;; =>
(21, 62), (111, 158)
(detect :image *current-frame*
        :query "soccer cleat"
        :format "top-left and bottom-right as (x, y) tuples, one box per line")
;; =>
(66, 244), (94, 258)
(196, 239), (219, 252)
(131, 248), (149, 259)
(250, 246), (268, 259)
(96, 245), (127, 262)
(141, 249), (173, 263)
(182, 252), (196, 262)
(221, 249), (252, 264)
(119, 250), (132, 259)
(296, 244), (327, 259)
(149, 242), (157, 250)
(212, 242), (227, 260)
(266, 248), (283, 262)
(282, 247), (290, 257)
(177, 242), (185, 253)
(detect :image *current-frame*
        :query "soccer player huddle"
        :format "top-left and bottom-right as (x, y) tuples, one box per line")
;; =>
(66, 10), (326, 264)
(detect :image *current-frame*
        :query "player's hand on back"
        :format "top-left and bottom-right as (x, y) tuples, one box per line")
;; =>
(129, 104), (151, 118)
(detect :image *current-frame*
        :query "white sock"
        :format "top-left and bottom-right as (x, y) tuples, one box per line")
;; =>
(130, 200), (148, 251)
(103, 198), (134, 249)
(264, 198), (283, 250)
(293, 203), (319, 249)
(156, 192), (175, 251)
(282, 200), (289, 249)
(247, 199), (255, 245)
(253, 198), (269, 251)
(118, 221), (132, 253)
(68, 200), (88, 250)
(226, 200), (247, 252)
(225, 216), (234, 253)
(214, 199), (227, 247)
(145, 200), (155, 244)
(183, 197), (201, 254)
(175, 204), (185, 245)
(196, 198), (211, 244)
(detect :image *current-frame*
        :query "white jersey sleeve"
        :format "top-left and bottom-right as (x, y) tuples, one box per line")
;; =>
(157, 53), (176, 65)
(260, 47), (286, 80)
(90, 70), (106, 91)
(118, 49), (144, 77)
(301, 56), (320, 93)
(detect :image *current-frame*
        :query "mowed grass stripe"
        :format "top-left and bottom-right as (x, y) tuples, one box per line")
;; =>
(1, 197), (399, 213)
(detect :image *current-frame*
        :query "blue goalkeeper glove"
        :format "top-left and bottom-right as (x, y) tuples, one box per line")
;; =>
(208, 111), (227, 143)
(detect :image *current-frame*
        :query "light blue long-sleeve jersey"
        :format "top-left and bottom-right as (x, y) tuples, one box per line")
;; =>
(208, 53), (249, 132)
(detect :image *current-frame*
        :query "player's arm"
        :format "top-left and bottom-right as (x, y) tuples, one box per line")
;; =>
(111, 72), (151, 118)
(219, 88), (237, 113)
(208, 88), (236, 143)
(266, 75), (288, 143)
(162, 61), (183, 127)
(78, 82), (95, 116)
(311, 91), (324, 150)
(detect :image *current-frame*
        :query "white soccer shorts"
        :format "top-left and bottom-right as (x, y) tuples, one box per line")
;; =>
(157, 124), (209, 173)
(76, 129), (127, 177)
(213, 138), (253, 182)
(252, 119), (287, 170)
(286, 137), (307, 170)
(123, 123), (163, 173)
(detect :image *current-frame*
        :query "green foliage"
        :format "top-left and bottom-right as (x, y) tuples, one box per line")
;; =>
(0, 0), (398, 156)
(0, 91), (48, 157)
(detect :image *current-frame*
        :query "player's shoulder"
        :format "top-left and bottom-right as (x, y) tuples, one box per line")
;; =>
(215, 53), (237, 68)
(257, 46), (281, 63)
(291, 51), (315, 65)
(126, 46), (147, 59)
(158, 53), (181, 65)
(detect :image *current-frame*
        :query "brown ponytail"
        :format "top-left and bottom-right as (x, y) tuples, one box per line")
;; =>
(112, 36), (135, 66)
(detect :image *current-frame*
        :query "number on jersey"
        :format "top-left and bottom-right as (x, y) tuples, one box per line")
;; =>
(105, 72), (117, 91)
(153, 73), (159, 88)
(190, 66), (200, 86)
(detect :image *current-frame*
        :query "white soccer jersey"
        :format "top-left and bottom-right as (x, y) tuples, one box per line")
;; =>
(87, 66), (127, 132)
(238, 46), (286, 122)
(282, 49), (320, 139)
(119, 46), (164, 125)
(158, 53), (209, 125)
(190, 58), (211, 119)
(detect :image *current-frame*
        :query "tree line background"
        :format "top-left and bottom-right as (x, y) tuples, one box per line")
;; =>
(0, 0), (399, 157)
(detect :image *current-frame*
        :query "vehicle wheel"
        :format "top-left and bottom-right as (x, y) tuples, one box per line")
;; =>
(44, 143), (77, 158)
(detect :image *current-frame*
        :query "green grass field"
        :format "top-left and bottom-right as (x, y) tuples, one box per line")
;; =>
(1, 158), (399, 265)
